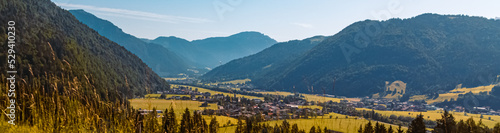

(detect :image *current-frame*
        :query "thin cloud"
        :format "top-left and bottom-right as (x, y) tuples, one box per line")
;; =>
(55, 3), (214, 24)
(291, 22), (313, 28)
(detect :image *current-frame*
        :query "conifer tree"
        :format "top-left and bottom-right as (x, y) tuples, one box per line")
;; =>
(456, 120), (468, 133)
(388, 125), (394, 133)
(493, 123), (500, 133)
(465, 117), (478, 133)
(209, 116), (219, 133)
(162, 108), (171, 133)
(180, 108), (191, 133)
(397, 124), (404, 133)
(236, 117), (244, 133)
(408, 114), (426, 133)
(168, 107), (177, 133)
(364, 121), (374, 133)
(358, 125), (364, 133)
(310, 126), (317, 133)
(282, 120), (290, 133)
(434, 110), (456, 133)
(292, 123), (300, 133)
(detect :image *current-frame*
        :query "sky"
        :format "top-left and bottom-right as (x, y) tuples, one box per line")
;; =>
(51, 0), (500, 42)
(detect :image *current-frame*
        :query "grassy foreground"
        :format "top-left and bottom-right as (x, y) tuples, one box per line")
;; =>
(129, 99), (239, 126)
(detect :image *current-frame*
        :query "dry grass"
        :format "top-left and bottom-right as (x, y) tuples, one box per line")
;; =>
(129, 99), (238, 126)
(218, 112), (407, 133)
(164, 77), (187, 81)
(410, 84), (495, 104)
(372, 81), (406, 100)
(205, 79), (251, 86)
(356, 108), (500, 128)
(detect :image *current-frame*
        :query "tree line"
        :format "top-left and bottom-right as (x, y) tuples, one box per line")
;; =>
(358, 110), (500, 133)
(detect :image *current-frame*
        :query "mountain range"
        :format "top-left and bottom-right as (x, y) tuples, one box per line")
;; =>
(201, 35), (326, 81)
(149, 31), (277, 68)
(69, 9), (192, 77)
(70, 9), (278, 76)
(205, 14), (500, 97)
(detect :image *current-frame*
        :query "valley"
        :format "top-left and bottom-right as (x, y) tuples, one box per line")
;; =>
(2, 0), (500, 132)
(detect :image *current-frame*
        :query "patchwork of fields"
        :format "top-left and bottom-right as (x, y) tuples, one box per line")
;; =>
(129, 99), (239, 127)
(410, 84), (495, 104)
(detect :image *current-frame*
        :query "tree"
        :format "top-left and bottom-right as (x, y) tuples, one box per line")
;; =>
(456, 120), (468, 133)
(397, 124), (404, 133)
(358, 124), (364, 133)
(408, 114), (426, 133)
(162, 107), (177, 133)
(388, 125), (394, 133)
(236, 117), (244, 133)
(434, 110), (456, 133)
(180, 108), (191, 133)
(292, 124), (300, 133)
(282, 120), (290, 133)
(494, 123), (500, 133)
(209, 116), (219, 133)
(466, 117), (478, 133)
(477, 119), (489, 133)
(168, 107), (177, 133)
(310, 126), (316, 133)
(364, 121), (374, 133)
(324, 127), (328, 133)
(374, 122), (387, 133)
(144, 108), (160, 133)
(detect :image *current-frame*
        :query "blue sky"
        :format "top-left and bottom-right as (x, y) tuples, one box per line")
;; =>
(52, 0), (499, 42)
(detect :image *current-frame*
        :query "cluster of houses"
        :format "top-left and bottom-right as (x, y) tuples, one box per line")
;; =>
(358, 98), (433, 112)
(203, 99), (325, 120)
(155, 85), (500, 119)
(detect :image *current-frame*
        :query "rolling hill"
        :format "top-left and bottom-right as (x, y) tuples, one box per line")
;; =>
(150, 31), (277, 68)
(250, 14), (500, 97)
(201, 36), (326, 81)
(0, 0), (168, 131)
(69, 9), (191, 77)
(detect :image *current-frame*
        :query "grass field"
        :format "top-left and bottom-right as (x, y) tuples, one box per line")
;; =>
(164, 77), (187, 81)
(172, 84), (264, 100)
(299, 105), (323, 110)
(410, 84), (495, 104)
(0, 115), (44, 132)
(356, 108), (500, 128)
(129, 99), (238, 126)
(218, 112), (407, 133)
(205, 79), (251, 86)
(145, 94), (190, 98)
(372, 81), (407, 100)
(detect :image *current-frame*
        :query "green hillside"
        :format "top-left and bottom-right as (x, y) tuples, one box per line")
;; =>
(252, 14), (500, 97)
(0, 0), (168, 132)
(69, 9), (191, 77)
(202, 36), (326, 81)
